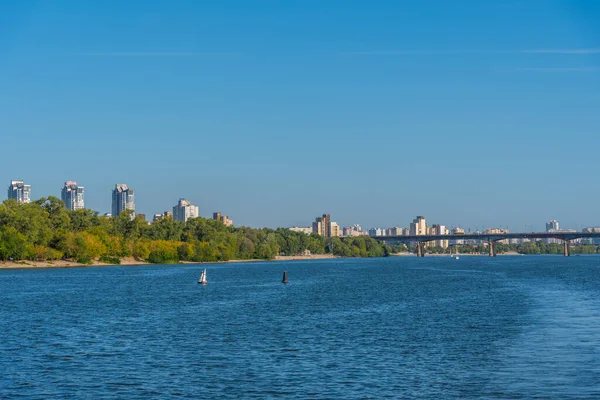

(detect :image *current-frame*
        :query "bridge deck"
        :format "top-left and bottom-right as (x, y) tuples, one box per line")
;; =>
(371, 232), (600, 242)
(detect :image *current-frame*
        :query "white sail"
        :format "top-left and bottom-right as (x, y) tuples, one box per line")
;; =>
(198, 269), (207, 284)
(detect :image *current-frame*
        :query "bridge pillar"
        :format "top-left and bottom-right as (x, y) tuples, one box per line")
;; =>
(563, 240), (571, 257)
(416, 242), (425, 257)
(488, 240), (497, 257)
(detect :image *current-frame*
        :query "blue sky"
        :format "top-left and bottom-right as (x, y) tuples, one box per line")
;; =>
(1, 0), (599, 231)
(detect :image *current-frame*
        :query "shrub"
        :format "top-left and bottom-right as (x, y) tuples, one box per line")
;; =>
(99, 256), (121, 264)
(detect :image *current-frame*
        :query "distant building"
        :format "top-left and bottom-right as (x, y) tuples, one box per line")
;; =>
(7, 180), (31, 203)
(112, 184), (135, 219)
(451, 227), (465, 245)
(213, 212), (233, 227)
(368, 228), (385, 237)
(61, 181), (84, 210)
(289, 227), (313, 235)
(330, 222), (341, 237)
(153, 211), (173, 222)
(343, 224), (367, 237)
(173, 198), (199, 222)
(402, 228), (410, 236)
(410, 216), (427, 236)
(432, 224), (449, 248)
(583, 227), (600, 244)
(546, 220), (559, 232)
(387, 227), (403, 236)
(312, 214), (331, 237)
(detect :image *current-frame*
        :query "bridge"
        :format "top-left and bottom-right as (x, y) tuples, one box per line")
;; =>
(372, 232), (600, 257)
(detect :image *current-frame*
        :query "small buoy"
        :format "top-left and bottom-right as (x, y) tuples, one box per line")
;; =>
(282, 271), (289, 284)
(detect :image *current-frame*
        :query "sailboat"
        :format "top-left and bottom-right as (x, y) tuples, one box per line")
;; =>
(282, 271), (289, 284)
(454, 247), (460, 260)
(198, 268), (207, 285)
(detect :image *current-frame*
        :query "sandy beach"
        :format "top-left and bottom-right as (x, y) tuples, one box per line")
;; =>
(0, 254), (340, 270)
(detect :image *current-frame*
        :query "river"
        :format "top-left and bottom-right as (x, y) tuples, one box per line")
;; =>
(1, 256), (599, 399)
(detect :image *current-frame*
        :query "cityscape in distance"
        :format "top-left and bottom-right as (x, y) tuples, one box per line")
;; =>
(8, 179), (600, 248)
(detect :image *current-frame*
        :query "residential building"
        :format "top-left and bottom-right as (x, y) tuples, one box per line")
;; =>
(153, 211), (173, 222)
(368, 228), (385, 237)
(546, 220), (559, 232)
(111, 184), (135, 219)
(7, 180), (31, 203)
(402, 228), (410, 236)
(173, 198), (199, 222)
(432, 224), (449, 248)
(312, 214), (331, 237)
(61, 181), (84, 210)
(289, 227), (313, 235)
(213, 212), (233, 227)
(387, 227), (403, 236)
(330, 222), (341, 237)
(409, 216), (427, 236)
(343, 224), (367, 237)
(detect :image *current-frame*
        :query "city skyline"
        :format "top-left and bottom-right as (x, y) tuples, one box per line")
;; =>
(0, 177), (597, 232)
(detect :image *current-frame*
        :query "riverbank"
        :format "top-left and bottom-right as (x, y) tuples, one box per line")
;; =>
(0, 254), (340, 270)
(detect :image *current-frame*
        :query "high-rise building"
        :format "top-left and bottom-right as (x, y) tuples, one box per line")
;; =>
(330, 222), (341, 237)
(368, 228), (385, 237)
(387, 227), (403, 236)
(312, 214), (331, 237)
(409, 216), (427, 235)
(7, 180), (31, 203)
(213, 212), (233, 227)
(61, 181), (84, 210)
(546, 220), (559, 232)
(432, 224), (449, 248)
(112, 184), (135, 218)
(173, 198), (199, 222)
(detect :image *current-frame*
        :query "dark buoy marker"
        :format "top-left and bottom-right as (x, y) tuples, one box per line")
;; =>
(282, 271), (289, 284)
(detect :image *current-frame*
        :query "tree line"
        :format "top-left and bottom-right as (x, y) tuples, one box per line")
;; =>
(0, 197), (402, 264)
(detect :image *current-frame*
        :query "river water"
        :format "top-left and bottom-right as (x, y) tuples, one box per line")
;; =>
(1, 256), (600, 399)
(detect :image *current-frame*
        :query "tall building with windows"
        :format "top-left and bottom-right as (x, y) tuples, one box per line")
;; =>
(7, 180), (31, 203)
(173, 198), (199, 222)
(431, 224), (449, 248)
(330, 222), (341, 237)
(61, 181), (84, 210)
(312, 214), (331, 237)
(546, 220), (559, 232)
(213, 212), (233, 227)
(409, 216), (427, 235)
(112, 184), (135, 218)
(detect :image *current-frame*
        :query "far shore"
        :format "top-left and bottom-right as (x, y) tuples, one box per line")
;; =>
(0, 254), (340, 270)
(1, 251), (580, 270)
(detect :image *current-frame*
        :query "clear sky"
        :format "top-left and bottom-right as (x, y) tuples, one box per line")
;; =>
(1, 0), (599, 231)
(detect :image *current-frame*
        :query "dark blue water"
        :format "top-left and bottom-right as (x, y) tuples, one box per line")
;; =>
(1, 256), (600, 399)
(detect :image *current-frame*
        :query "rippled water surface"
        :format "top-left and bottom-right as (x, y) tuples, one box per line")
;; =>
(2, 256), (600, 399)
